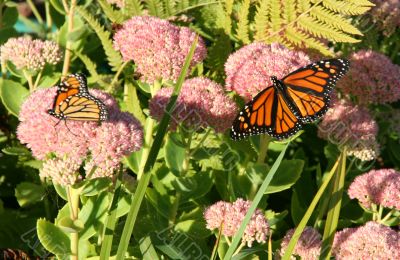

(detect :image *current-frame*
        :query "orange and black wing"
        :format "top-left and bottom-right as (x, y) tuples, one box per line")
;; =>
(282, 58), (349, 123)
(230, 86), (302, 140)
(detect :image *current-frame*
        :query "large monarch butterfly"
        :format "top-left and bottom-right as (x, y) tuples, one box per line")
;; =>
(48, 73), (108, 122)
(230, 59), (350, 140)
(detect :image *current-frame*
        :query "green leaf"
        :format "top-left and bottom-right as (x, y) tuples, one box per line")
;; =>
(0, 79), (29, 117)
(0, 27), (18, 44)
(49, 0), (66, 14)
(37, 218), (70, 256)
(80, 178), (112, 196)
(2, 146), (30, 156)
(266, 159), (304, 194)
(124, 80), (146, 124)
(180, 171), (213, 202)
(175, 219), (211, 238)
(15, 182), (45, 207)
(245, 163), (269, 186)
(58, 216), (84, 233)
(54, 184), (68, 200)
(2, 7), (18, 28)
(165, 133), (186, 175)
(79, 192), (109, 240)
(97, 0), (125, 23)
(139, 236), (160, 260)
(37, 73), (62, 89)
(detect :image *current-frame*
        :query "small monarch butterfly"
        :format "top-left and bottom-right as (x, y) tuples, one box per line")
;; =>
(47, 73), (108, 122)
(230, 59), (350, 140)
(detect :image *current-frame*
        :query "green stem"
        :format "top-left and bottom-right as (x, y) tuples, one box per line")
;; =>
(378, 204), (384, 221)
(211, 223), (224, 260)
(111, 61), (129, 85)
(26, 0), (44, 24)
(23, 70), (34, 92)
(33, 70), (43, 89)
(115, 36), (199, 259)
(282, 157), (340, 260)
(268, 230), (273, 260)
(67, 186), (81, 260)
(257, 135), (271, 164)
(320, 147), (347, 260)
(380, 208), (396, 223)
(137, 118), (155, 179)
(62, 0), (77, 77)
(371, 203), (378, 221)
(0, 3), (3, 29)
(232, 242), (246, 256)
(45, 1), (52, 30)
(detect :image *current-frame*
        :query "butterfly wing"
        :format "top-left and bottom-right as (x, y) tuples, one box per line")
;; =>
(282, 58), (349, 123)
(48, 73), (108, 122)
(230, 85), (302, 140)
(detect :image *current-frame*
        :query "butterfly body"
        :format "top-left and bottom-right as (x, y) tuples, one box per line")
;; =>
(48, 73), (108, 122)
(231, 59), (349, 140)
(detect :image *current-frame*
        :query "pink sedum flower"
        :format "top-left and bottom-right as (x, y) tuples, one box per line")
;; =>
(224, 42), (311, 101)
(17, 87), (143, 185)
(338, 50), (400, 104)
(113, 16), (207, 83)
(0, 37), (62, 71)
(149, 77), (238, 133)
(40, 157), (82, 186)
(333, 221), (400, 259)
(370, 0), (400, 35)
(277, 227), (322, 260)
(204, 198), (269, 247)
(318, 98), (379, 161)
(348, 168), (400, 210)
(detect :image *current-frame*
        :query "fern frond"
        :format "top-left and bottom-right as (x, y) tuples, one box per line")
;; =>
(97, 0), (124, 23)
(322, 0), (372, 15)
(164, 0), (177, 17)
(236, 0), (251, 44)
(283, 0), (297, 23)
(285, 26), (333, 56)
(310, 6), (362, 35)
(224, 0), (234, 15)
(346, 0), (375, 7)
(297, 0), (310, 12)
(75, 51), (108, 88)
(124, 0), (143, 16)
(76, 7), (123, 72)
(254, 0), (270, 41)
(297, 15), (360, 43)
(145, 0), (165, 17)
(270, 0), (282, 32)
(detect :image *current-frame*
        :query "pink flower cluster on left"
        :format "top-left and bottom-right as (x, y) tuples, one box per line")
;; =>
(17, 88), (143, 186)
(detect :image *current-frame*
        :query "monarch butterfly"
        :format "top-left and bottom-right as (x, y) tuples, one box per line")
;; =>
(47, 73), (108, 122)
(230, 59), (350, 140)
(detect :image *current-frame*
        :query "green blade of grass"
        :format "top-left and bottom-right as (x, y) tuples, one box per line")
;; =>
(116, 36), (199, 259)
(281, 155), (340, 260)
(223, 142), (289, 260)
(320, 147), (347, 259)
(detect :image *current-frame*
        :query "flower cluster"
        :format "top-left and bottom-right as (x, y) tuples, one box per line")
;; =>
(333, 221), (400, 259)
(338, 50), (400, 104)
(113, 16), (207, 83)
(370, 0), (400, 35)
(318, 98), (379, 161)
(277, 227), (322, 260)
(17, 88), (143, 185)
(204, 198), (269, 247)
(348, 168), (400, 210)
(40, 157), (82, 186)
(0, 37), (62, 71)
(224, 42), (311, 101)
(149, 77), (238, 133)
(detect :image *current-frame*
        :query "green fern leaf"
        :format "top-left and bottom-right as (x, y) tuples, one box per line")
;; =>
(346, 0), (375, 7)
(254, 0), (271, 41)
(75, 51), (109, 89)
(297, 15), (360, 43)
(310, 6), (362, 35)
(236, 0), (251, 44)
(97, 0), (125, 23)
(164, 0), (177, 17)
(76, 7), (123, 72)
(270, 0), (282, 32)
(322, 0), (372, 15)
(124, 0), (143, 16)
(297, 0), (310, 12)
(283, 0), (297, 23)
(145, 0), (165, 17)
(285, 26), (333, 56)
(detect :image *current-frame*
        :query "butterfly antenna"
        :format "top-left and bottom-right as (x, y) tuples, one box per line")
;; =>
(63, 120), (78, 137)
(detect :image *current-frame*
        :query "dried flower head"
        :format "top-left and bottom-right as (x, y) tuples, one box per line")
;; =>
(348, 168), (400, 210)
(370, 0), (400, 35)
(338, 50), (400, 104)
(318, 98), (379, 161)
(40, 157), (82, 186)
(277, 227), (322, 260)
(17, 87), (143, 185)
(0, 37), (62, 71)
(333, 221), (400, 259)
(224, 42), (311, 101)
(113, 16), (207, 83)
(149, 77), (238, 133)
(106, 0), (124, 8)
(204, 198), (269, 247)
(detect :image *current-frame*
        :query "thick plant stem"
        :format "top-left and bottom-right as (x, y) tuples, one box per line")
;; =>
(68, 186), (81, 260)
(257, 135), (271, 164)
(27, 0), (44, 24)
(45, 1), (52, 30)
(23, 70), (34, 92)
(320, 147), (347, 259)
(62, 0), (77, 77)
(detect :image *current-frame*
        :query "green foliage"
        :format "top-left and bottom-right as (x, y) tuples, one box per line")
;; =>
(15, 182), (45, 207)
(0, 79), (30, 116)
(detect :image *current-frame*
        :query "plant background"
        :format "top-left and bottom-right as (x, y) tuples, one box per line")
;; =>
(0, 0), (399, 259)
